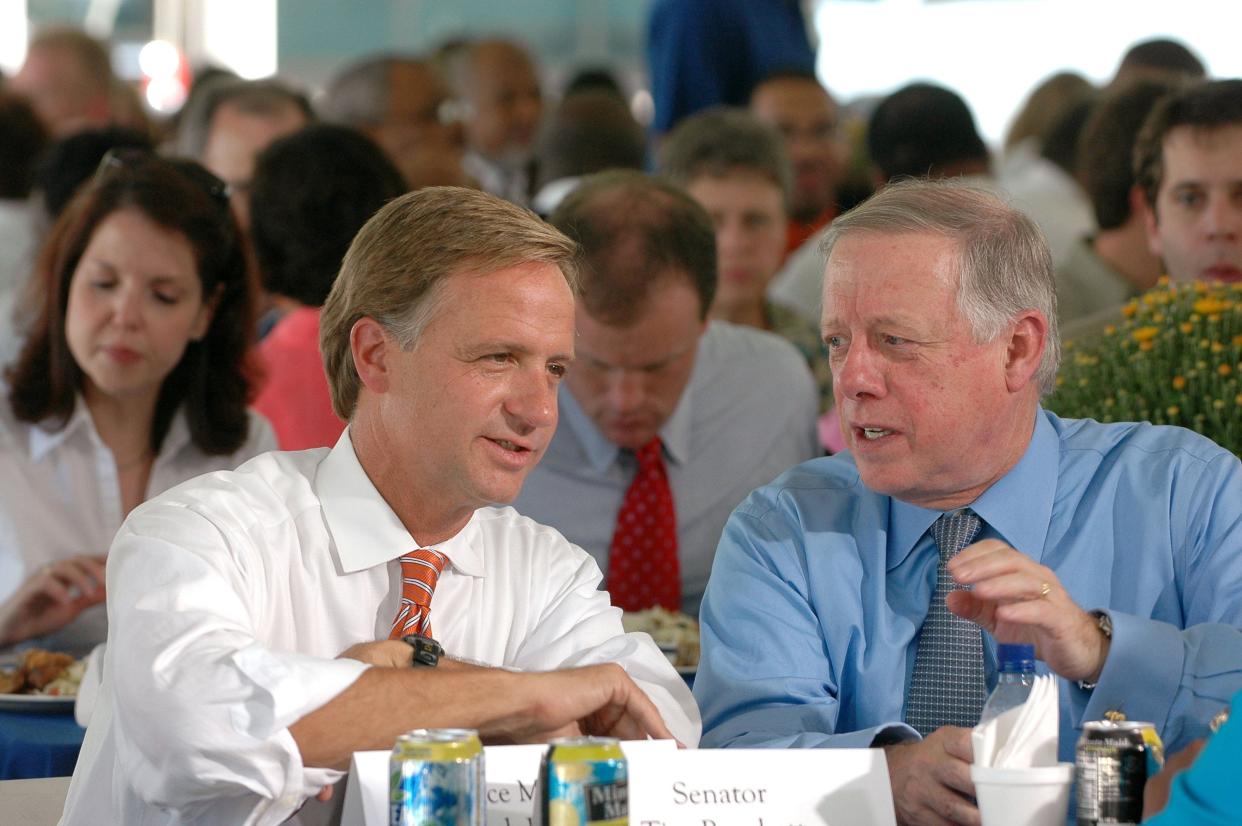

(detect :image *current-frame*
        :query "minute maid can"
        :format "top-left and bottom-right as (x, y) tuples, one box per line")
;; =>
(538, 736), (629, 826)
(390, 728), (485, 826)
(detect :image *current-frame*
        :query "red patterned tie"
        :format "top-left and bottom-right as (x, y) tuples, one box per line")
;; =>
(606, 437), (680, 611)
(389, 549), (448, 639)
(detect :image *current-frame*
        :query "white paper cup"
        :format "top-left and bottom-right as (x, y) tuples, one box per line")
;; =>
(971, 763), (1074, 826)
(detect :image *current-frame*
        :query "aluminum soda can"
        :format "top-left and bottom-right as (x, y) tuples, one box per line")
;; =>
(1075, 720), (1164, 825)
(538, 736), (628, 826)
(390, 728), (485, 826)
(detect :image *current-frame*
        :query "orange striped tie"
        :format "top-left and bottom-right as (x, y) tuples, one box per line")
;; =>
(389, 549), (448, 639)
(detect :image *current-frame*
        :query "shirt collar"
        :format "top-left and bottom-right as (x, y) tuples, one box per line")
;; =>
(887, 407), (1056, 570)
(315, 427), (485, 577)
(27, 396), (194, 463)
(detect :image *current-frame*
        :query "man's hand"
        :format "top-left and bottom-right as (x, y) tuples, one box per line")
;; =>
(337, 640), (414, 668)
(946, 540), (1109, 683)
(489, 663), (678, 745)
(0, 555), (108, 646)
(1142, 738), (1205, 819)
(884, 727), (978, 826)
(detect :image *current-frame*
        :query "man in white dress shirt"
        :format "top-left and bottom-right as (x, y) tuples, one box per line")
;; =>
(61, 186), (699, 826)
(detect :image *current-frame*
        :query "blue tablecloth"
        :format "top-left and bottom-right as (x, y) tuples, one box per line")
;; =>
(0, 709), (86, 779)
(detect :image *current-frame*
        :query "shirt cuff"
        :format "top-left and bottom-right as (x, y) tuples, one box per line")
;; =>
(1080, 611), (1183, 730)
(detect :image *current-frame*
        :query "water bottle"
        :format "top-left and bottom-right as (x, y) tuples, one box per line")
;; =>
(979, 643), (1036, 724)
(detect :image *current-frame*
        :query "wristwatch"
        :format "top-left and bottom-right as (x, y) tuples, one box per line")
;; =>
(1076, 610), (1113, 691)
(402, 634), (444, 668)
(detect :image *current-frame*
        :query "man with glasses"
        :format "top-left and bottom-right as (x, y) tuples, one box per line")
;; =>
(514, 171), (819, 617)
(320, 55), (469, 191)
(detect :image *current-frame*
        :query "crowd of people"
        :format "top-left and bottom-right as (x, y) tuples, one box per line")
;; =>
(0, 10), (1239, 826)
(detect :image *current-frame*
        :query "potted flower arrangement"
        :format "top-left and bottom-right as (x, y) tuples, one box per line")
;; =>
(1049, 278), (1241, 456)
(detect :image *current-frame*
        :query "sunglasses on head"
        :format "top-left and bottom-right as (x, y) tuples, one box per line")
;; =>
(94, 148), (232, 214)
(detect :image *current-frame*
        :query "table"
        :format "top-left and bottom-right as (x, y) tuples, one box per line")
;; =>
(0, 709), (86, 779)
(0, 777), (72, 825)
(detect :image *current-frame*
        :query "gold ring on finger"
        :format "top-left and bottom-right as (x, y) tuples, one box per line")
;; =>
(1039, 581), (1052, 598)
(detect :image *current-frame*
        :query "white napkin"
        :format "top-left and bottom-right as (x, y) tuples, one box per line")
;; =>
(972, 674), (1059, 768)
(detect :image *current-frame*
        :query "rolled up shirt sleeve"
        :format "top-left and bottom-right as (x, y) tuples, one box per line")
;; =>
(106, 505), (368, 820)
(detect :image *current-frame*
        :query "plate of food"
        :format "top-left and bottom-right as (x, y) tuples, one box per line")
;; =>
(622, 607), (700, 674)
(0, 649), (84, 714)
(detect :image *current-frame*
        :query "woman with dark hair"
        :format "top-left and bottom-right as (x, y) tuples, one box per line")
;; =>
(0, 151), (276, 654)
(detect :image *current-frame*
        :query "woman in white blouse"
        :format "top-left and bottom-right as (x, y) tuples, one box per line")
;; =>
(0, 150), (276, 654)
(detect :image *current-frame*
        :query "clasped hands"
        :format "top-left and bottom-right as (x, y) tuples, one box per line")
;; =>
(886, 539), (1111, 826)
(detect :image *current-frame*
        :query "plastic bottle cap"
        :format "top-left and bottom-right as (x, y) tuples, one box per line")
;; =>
(997, 643), (1036, 670)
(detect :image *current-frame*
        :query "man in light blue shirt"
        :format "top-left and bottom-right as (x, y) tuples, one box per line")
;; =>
(695, 179), (1242, 826)
(514, 171), (819, 616)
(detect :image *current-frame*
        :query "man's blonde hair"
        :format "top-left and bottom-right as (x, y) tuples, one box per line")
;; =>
(320, 185), (580, 419)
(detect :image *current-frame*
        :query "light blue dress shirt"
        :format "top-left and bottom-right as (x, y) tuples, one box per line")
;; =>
(514, 321), (820, 616)
(696, 409), (1242, 759)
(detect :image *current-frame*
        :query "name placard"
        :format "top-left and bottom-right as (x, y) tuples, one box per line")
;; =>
(342, 743), (893, 826)
(628, 749), (895, 826)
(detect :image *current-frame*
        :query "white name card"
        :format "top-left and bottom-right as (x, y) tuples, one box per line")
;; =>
(628, 749), (895, 826)
(341, 740), (678, 826)
(341, 743), (893, 826)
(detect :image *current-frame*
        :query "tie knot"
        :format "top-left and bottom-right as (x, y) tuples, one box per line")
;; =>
(931, 509), (982, 561)
(399, 548), (449, 578)
(635, 437), (664, 467)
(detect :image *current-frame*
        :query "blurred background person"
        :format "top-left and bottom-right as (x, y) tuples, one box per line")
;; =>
(0, 93), (49, 362)
(10, 27), (113, 138)
(660, 107), (832, 416)
(646, 0), (815, 137)
(1057, 78), (1177, 331)
(749, 69), (844, 259)
(531, 86), (646, 216)
(1135, 78), (1242, 285)
(173, 77), (313, 229)
(320, 54), (469, 191)
(515, 171), (819, 617)
(248, 124), (406, 450)
(0, 152), (276, 654)
(1112, 37), (1207, 88)
(449, 39), (544, 205)
(996, 71), (1097, 267)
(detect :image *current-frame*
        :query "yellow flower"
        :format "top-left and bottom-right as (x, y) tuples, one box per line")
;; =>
(1212, 342), (1225, 353)
(1221, 364), (1234, 377)
(1121, 302), (1138, 318)
(1194, 297), (1229, 315)
(1233, 334), (1242, 347)
(1104, 325), (1116, 336)
(1236, 393), (1242, 406)
(1132, 326), (1160, 342)
(1215, 399), (1226, 410)
(1157, 275), (1170, 287)
(1180, 322), (1195, 334)
(1167, 405), (1180, 417)
(1172, 376), (1187, 390)
(1140, 340), (1155, 352)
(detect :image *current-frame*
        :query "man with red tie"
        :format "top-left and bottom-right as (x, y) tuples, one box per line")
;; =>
(61, 186), (698, 826)
(514, 171), (820, 616)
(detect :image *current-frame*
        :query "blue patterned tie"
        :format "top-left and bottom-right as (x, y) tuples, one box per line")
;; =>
(904, 509), (986, 736)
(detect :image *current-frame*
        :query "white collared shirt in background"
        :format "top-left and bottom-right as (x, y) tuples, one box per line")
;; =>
(60, 429), (700, 826)
(0, 396), (276, 654)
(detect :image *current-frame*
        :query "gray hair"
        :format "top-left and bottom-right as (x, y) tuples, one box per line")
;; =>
(659, 106), (792, 203)
(175, 77), (312, 159)
(319, 55), (414, 126)
(820, 178), (1060, 394)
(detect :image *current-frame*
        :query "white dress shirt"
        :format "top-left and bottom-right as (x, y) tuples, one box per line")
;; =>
(0, 396), (276, 654)
(60, 430), (700, 826)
